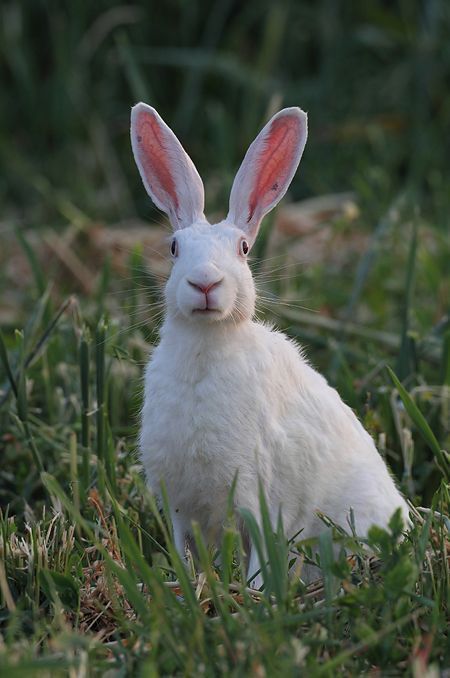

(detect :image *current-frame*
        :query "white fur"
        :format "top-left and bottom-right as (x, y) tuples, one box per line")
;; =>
(132, 104), (410, 587)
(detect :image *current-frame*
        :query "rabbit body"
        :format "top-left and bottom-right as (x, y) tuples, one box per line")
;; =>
(131, 103), (409, 583)
(140, 257), (408, 556)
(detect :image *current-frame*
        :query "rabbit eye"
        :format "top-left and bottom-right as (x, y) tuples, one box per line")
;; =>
(170, 238), (178, 257)
(240, 239), (249, 256)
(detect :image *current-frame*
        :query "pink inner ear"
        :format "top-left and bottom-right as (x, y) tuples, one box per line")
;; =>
(248, 116), (299, 223)
(135, 110), (179, 212)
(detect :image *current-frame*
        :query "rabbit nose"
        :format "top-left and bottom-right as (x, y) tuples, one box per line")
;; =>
(187, 278), (223, 295)
(187, 263), (223, 295)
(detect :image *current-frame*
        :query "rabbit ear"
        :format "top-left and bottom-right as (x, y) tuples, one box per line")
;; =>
(227, 107), (307, 244)
(130, 102), (206, 230)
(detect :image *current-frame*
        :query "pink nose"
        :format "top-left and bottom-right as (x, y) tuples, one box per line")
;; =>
(188, 279), (223, 295)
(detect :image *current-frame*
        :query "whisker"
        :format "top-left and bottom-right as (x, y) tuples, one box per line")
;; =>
(104, 239), (172, 262)
(106, 287), (164, 298)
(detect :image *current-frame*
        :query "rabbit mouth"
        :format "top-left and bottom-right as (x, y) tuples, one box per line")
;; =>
(192, 308), (221, 315)
(190, 306), (229, 321)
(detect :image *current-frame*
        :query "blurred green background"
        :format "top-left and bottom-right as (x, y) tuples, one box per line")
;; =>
(1, 0), (450, 227)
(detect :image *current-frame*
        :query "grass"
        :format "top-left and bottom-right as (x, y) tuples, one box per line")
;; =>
(0, 206), (448, 676)
(1, 0), (449, 674)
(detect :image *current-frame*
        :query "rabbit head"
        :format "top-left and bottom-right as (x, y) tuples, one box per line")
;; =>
(130, 103), (308, 323)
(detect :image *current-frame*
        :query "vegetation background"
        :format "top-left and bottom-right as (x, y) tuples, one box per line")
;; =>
(0, 0), (449, 674)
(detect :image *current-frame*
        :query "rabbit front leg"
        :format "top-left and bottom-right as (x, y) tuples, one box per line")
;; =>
(244, 501), (283, 591)
(247, 546), (264, 590)
(241, 508), (272, 591)
(171, 510), (190, 562)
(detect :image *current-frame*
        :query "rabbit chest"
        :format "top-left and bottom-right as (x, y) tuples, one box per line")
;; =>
(139, 335), (282, 510)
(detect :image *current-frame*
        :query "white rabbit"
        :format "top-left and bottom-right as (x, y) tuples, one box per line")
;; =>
(131, 102), (410, 587)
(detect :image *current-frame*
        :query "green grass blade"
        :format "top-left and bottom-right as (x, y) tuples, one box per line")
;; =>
(258, 482), (288, 605)
(387, 365), (450, 479)
(95, 317), (107, 494)
(442, 328), (450, 386)
(238, 508), (267, 588)
(396, 217), (418, 380)
(79, 328), (90, 491)
(0, 330), (18, 398)
(15, 228), (46, 297)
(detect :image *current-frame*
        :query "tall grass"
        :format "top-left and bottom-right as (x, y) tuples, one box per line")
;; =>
(0, 215), (448, 672)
